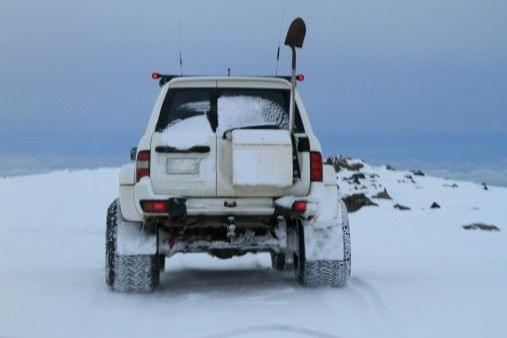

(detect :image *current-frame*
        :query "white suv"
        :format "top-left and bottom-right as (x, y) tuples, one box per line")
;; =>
(105, 75), (351, 292)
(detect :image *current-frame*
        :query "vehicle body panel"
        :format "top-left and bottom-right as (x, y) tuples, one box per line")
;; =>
(121, 76), (326, 221)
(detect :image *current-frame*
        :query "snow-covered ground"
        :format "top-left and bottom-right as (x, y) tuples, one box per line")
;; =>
(1, 164), (506, 338)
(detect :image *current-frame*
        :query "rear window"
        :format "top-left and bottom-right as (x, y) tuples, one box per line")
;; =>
(217, 89), (289, 133)
(156, 89), (213, 131)
(156, 87), (304, 133)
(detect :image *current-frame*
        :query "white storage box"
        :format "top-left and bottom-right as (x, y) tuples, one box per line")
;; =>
(232, 129), (293, 187)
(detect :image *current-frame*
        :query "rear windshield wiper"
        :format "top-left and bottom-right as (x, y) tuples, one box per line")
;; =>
(221, 123), (281, 139)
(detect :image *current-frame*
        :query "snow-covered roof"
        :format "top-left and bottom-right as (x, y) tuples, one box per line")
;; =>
(164, 76), (292, 90)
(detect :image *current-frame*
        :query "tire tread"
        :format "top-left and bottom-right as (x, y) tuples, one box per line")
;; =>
(296, 201), (351, 287)
(105, 199), (159, 292)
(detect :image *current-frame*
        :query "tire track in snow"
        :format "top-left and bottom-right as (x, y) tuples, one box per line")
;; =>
(348, 276), (404, 338)
(64, 270), (111, 338)
(204, 324), (340, 338)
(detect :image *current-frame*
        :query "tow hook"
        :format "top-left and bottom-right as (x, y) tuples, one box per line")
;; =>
(226, 216), (236, 241)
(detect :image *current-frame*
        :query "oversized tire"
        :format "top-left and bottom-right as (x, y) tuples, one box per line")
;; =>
(270, 252), (286, 271)
(106, 199), (160, 292)
(294, 201), (351, 287)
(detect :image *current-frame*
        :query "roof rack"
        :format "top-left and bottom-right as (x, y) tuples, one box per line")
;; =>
(151, 73), (293, 87)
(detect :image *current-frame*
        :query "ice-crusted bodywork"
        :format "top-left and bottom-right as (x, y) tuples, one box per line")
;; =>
(280, 165), (347, 261)
(108, 76), (351, 291)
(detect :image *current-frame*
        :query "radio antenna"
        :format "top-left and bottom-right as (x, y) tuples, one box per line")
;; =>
(275, 0), (287, 76)
(177, 18), (183, 76)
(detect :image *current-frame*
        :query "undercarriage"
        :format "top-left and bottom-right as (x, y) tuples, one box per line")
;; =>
(144, 215), (289, 258)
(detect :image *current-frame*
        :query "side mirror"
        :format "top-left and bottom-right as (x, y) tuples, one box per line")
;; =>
(130, 147), (137, 161)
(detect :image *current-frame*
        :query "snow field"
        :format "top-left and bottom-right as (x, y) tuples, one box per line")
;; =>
(1, 165), (506, 338)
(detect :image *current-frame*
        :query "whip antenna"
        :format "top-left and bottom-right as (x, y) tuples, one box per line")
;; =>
(178, 18), (183, 76)
(275, 0), (287, 76)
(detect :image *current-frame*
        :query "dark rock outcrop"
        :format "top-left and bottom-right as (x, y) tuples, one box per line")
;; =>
(404, 174), (416, 183)
(372, 188), (392, 200)
(342, 194), (378, 213)
(326, 156), (364, 172)
(430, 202), (441, 209)
(482, 183), (488, 191)
(463, 223), (500, 231)
(345, 173), (366, 184)
(411, 169), (425, 176)
(393, 203), (411, 211)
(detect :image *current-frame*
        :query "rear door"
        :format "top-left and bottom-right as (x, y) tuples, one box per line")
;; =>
(150, 82), (218, 196)
(215, 81), (310, 197)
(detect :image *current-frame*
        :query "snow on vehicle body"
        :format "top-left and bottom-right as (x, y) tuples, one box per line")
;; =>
(107, 18), (350, 292)
(121, 77), (312, 218)
(108, 76), (351, 291)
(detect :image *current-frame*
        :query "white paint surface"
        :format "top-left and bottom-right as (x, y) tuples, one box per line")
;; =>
(161, 114), (212, 150)
(232, 129), (293, 187)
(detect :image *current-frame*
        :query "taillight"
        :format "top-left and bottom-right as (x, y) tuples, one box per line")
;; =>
(292, 200), (307, 213)
(140, 200), (167, 213)
(136, 150), (150, 182)
(310, 151), (323, 182)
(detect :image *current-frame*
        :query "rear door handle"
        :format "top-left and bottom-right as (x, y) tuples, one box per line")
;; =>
(224, 201), (237, 208)
(155, 146), (210, 153)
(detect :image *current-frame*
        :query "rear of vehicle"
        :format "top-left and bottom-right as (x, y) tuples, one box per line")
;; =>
(137, 77), (312, 207)
(108, 76), (350, 292)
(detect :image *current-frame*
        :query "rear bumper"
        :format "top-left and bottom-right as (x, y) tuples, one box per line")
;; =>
(119, 166), (338, 222)
(121, 178), (277, 222)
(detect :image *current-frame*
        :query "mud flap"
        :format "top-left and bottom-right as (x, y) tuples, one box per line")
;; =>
(302, 200), (346, 261)
(116, 207), (157, 256)
(302, 221), (344, 261)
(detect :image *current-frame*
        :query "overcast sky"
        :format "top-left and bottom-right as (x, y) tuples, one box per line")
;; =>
(1, 0), (506, 181)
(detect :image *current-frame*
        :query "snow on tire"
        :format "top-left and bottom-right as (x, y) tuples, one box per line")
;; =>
(295, 201), (351, 287)
(105, 199), (159, 292)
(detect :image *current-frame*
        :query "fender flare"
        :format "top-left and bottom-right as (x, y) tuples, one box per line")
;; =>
(114, 200), (157, 256)
(119, 163), (143, 222)
(302, 199), (346, 261)
(301, 165), (348, 261)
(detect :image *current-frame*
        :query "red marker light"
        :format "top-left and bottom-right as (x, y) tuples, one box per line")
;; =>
(141, 200), (168, 213)
(151, 72), (161, 80)
(310, 151), (323, 182)
(296, 74), (304, 81)
(136, 150), (150, 182)
(292, 200), (307, 213)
